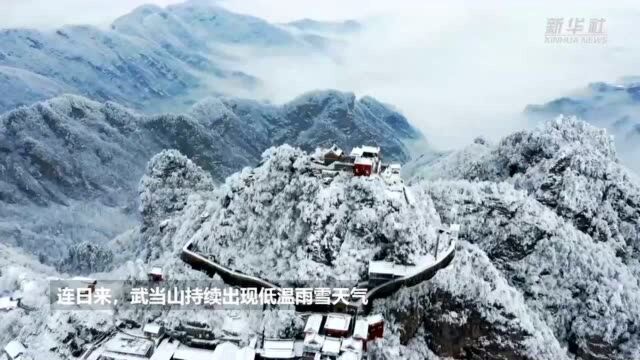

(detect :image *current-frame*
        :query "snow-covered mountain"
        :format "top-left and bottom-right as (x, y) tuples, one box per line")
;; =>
(1, 119), (639, 359)
(98, 119), (640, 359)
(0, 1), (343, 114)
(138, 146), (441, 280)
(112, 2), (300, 47)
(0, 90), (424, 264)
(400, 118), (640, 359)
(525, 78), (640, 173)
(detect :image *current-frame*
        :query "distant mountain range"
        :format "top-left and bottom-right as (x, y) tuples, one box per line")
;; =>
(525, 78), (640, 172)
(0, 0), (356, 114)
(0, 90), (424, 262)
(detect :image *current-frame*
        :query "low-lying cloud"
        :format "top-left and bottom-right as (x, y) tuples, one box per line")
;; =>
(3, 0), (640, 151)
(221, 0), (640, 150)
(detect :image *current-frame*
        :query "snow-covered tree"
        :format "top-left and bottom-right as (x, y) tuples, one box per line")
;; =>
(59, 241), (114, 274)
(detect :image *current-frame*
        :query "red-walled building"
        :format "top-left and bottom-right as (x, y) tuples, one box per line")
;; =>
(353, 157), (373, 176)
(367, 314), (384, 340)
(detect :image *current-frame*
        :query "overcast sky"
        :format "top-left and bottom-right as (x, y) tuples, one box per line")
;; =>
(2, 0), (640, 148)
(224, 0), (640, 147)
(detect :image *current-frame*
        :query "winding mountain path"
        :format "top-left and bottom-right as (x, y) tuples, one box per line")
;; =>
(180, 238), (456, 312)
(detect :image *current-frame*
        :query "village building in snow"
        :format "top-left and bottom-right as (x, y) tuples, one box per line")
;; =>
(321, 337), (341, 357)
(3, 340), (26, 360)
(298, 313), (385, 360)
(366, 315), (384, 341)
(323, 314), (352, 338)
(322, 145), (345, 166)
(147, 267), (164, 282)
(97, 333), (154, 359)
(260, 339), (296, 359)
(319, 144), (390, 178)
(303, 314), (323, 336)
(143, 323), (165, 340)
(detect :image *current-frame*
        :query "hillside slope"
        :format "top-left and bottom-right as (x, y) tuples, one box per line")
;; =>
(138, 146), (440, 280)
(135, 120), (640, 359)
(1, 120), (639, 359)
(398, 119), (640, 359)
(0, 91), (424, 263)
(0, 1), (338, 113)
(525, 79), (640, 172)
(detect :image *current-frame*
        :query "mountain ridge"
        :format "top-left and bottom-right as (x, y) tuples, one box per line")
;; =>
(0, 119), (639, 359)
(0, 90), (425, 264)
(0, 1), (351, 114)
(134, 118), (640, 359)
(525, 78), (640, 173)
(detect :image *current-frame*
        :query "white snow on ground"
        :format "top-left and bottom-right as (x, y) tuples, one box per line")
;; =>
(157, 145), (444, 282)
(1, 119), (639, 359)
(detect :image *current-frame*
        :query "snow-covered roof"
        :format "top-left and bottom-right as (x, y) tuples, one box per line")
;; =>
(4, 340), (26, 359)
(326, 145), (343, 156)
(321, 337), (341, 355)
(339, 351), (361, 360)
(293, 340), (305, 357)
(262, 339), (295, 359)
(368, 260), (408, 277)
(388, 163), (401, 174)
(324, 314), (352, 332)
(450, 224), (461, 232)
(148, 267), (163, 276)
(350, 147), (363, 157)
(368, 314), (384, 325)
(149, 339), (179, 360)
(212, 342), (240, 360)
(369, 254), (440, 278)
(354, 157), (373, 166)
(143, 323), (163, 335)
(237, 347), (256, 360)
(105, 334), (153, 357)
(0, 296), (19, 311)
(173, 345), (217, 360)
(368, 260), (394, 275)
(353, 319), (369, 339)
(304, 314), (323, 334)
(303, 332), (325, 350)
(361, 146), (380, 155)
(340, 337), (363, 353)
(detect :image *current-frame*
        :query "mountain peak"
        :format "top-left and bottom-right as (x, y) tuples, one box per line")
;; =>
(147, 144), (443, 282)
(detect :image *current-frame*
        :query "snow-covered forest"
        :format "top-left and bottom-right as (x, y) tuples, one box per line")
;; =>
(1, 1), (640, 359)
(2, 115), (638, 359)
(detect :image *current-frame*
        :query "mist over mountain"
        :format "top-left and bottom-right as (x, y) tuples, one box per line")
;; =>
(525, 78), (640, 173)
(0, 0), (347, 114)
(0, 2), (639, 360)
(284, 19), (362, 35)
